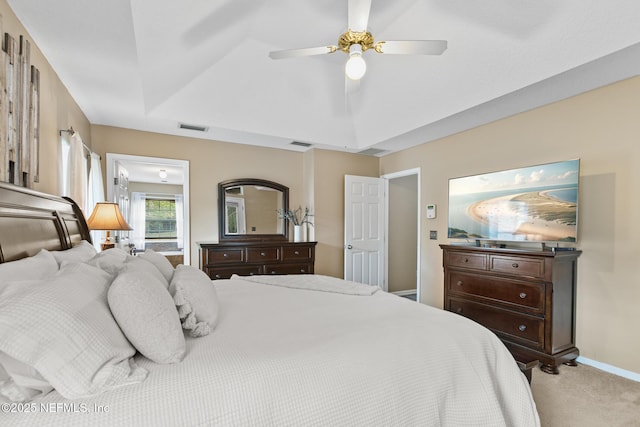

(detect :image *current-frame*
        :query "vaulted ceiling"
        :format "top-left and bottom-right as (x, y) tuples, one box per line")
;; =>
(8, 0), (640, 155)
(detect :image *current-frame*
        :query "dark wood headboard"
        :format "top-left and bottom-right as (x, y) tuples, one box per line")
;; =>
(0, 182), (91, 263)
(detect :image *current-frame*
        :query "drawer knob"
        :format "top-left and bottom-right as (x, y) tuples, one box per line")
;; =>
(512, 263), (519, 268)
(223, 253), (228, 257)
(518, 324), (527, 332)
(215, 274), (221, 279)
(294, 250), (300, 255)
(456, 280), (464, 286)
(300, 269), (306, 273)
(260, 252), (266, 256)
(271, 271), (276, 274)
(464, 258), (469, 263)
(456, 307), (463, 314)
(519, 292), (527, 299)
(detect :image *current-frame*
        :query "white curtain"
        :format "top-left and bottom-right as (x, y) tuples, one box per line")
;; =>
(130, 192), (146, 251)
(68, 132), (87, 211)
(175, 194), (184, 250)
(87, 152), (105, 250)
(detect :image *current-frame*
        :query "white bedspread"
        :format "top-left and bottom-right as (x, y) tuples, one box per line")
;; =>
(232, 273), (380, 295)
(5, 277), (539, 426)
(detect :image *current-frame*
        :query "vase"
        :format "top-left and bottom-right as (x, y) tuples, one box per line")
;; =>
(293, 225), (306, 242)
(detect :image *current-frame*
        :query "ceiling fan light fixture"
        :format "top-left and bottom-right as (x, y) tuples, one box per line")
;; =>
(345, 44), (367, 80)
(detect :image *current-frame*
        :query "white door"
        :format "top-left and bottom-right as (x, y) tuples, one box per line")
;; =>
(344, 175), (385, 289)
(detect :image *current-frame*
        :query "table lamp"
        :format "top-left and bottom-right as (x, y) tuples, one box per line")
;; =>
(86, 202), (133, 250)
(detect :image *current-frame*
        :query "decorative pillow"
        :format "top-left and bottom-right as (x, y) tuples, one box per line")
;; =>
(0, 352), (52, 402)
(50, 240), (97, 266)
(0, 262), (147, 400)
(0, 249), (58, 282)
(86, 247), (130, 276)
(125, 256), (169, 289)
(108, 263), (186, 364)
(138, 249), (175, 282)
(170, 265), (220, 337)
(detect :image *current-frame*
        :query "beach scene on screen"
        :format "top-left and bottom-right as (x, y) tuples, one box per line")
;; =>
(448, 160), (579, 242)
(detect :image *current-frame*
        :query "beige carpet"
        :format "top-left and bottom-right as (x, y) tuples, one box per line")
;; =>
(531, 363), (640, 427)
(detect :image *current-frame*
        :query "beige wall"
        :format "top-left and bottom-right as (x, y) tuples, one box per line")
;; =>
(388, 174), (418, 293)
(90, 126), (305, 266)
(306, 149), (380, 278)
(129, 182), (183, 195)
(1, 0), (91, 196)
(90, 129), (379, 279)
(381, 76), (640, 374)
(242, 186), (281, 235)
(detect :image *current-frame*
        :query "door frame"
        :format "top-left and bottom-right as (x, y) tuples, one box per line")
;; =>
(106, 153), (191, 265)
(382, 168), (421, 301)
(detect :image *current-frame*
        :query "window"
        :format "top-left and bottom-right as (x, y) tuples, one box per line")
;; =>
(145, 198), (177, 239)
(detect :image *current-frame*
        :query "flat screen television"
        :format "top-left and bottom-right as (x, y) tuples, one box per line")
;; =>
(448, 159), (579, 243)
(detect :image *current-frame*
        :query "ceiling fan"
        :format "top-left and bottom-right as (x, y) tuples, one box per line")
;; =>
(268, 0), (447, 81)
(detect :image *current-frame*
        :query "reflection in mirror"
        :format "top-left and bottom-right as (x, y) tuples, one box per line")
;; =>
(219, 179), (289, 242)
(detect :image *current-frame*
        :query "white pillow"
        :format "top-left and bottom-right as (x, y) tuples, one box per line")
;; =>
(126, 256), (169, 289)
(138, 249), (175, 282)
(86, 247), (130, 276)
(0, 262), (147, 399)
(50, 240), (97, 266)
(170, 265), (220, 337)
(0, 249), (58, 282)
(108, 264), (186, 364)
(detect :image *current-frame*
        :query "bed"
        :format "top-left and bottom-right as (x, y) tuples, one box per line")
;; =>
(0, 182), (540, 426)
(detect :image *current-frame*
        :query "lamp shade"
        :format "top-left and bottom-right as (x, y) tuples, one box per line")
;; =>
(86, 202), (132, 231)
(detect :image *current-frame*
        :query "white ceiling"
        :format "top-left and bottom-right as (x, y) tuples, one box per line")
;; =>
(8, 0), (640, 156)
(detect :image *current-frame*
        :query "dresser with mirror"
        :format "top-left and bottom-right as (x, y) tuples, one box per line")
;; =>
(199, 178), (316, 280)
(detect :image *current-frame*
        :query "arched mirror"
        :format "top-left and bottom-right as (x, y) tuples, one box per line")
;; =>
(218, 178), (289, 242)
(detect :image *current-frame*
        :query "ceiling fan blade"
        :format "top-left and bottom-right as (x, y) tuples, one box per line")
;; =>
(348, 0), (372, 32)
(375, 40), (448, 55)
(269, 46), (338, 60)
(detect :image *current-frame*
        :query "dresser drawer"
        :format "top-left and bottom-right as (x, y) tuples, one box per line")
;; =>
(449, 298), (544, 349)
(264, 263), (313, 275)
(246, 247), (280, 262)
(447, 272), (545, 313)
(447, 251), (487, 270)
(490, 255), (544, 278)
(206, 248), (244, 264)
(207, 265), (262, 280)
(282, 246), (312, 261)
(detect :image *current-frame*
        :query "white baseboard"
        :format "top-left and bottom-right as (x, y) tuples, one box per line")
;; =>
(577, 356), (640, 382)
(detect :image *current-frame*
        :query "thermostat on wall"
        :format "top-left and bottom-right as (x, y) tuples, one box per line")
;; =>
(426, 204), (436, 219)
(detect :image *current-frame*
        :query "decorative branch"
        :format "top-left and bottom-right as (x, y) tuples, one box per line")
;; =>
(277, 206), (313, 226)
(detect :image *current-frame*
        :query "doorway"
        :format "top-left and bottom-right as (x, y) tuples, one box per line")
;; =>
(384, 169), (420, 301)
(106, 153), (190, 266)
(343, 169), (420, 300)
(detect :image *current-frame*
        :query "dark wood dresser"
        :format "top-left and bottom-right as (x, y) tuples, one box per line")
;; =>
(199, 241), (316, 280)
(440, 244), (581, 374)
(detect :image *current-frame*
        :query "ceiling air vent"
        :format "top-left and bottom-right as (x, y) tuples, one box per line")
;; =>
(290, 141), (312, 148)
(178, 123), (208, 132)
(357, 148), (388, 157)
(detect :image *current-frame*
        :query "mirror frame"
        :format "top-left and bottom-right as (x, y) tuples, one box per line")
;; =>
(218, 178), (289, 242)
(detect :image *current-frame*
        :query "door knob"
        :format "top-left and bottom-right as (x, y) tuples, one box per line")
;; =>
(347, 245), (353, 249)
